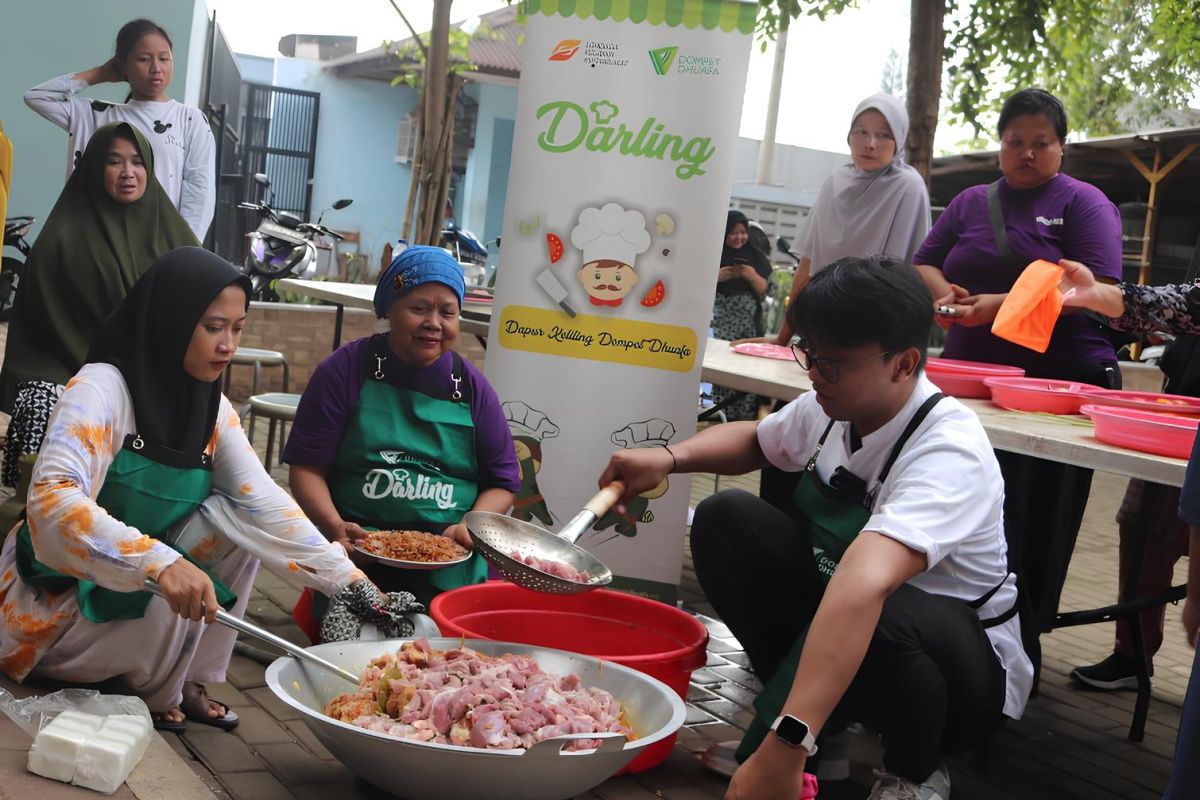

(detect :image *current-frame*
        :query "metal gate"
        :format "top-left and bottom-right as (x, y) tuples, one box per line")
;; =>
(241, 83), (320, 219)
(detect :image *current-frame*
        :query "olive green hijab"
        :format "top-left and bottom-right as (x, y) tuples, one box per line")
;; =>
(0, 122), (198, 410)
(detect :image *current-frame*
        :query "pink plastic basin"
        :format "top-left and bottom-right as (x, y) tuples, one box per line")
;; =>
(431, 583), (709, 773)
(1080, 403), (1199, 460)
(983, 377), (1101, 415)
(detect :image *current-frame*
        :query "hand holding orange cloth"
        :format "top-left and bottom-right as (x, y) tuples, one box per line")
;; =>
(992, 259), (1066, 353)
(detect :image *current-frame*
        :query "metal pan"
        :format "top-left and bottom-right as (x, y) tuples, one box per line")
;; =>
(465, 482), (624, 594)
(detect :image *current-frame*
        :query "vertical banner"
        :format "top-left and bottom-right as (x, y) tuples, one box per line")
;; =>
(487, 0), (755, 601)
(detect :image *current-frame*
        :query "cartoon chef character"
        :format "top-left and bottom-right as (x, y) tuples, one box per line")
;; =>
(570, 202), (651, 307)
(503, 401), (560, 526)
(592, 418), (675, 538)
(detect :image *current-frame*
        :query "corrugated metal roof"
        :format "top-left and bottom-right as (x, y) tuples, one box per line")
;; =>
(326, 6), (520, 83)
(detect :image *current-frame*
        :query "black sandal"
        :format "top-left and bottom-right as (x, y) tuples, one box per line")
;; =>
(151, 711), (187, 734)
(180, 684), (240, 731)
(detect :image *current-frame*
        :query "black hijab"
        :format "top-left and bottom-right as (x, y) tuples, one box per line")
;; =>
(87, 247), (251, 455)
(717, 210), (772, 296)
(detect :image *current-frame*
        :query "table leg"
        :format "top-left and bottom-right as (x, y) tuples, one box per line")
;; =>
(333, 304), (345, 351)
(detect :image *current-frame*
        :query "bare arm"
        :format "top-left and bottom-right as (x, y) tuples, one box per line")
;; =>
(599, 420), (767, 506)
(772, 258), (811, 345)
(289, 463), (366, 553)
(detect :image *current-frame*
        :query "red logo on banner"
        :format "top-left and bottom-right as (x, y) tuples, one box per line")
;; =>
(549, 39), (582, 61)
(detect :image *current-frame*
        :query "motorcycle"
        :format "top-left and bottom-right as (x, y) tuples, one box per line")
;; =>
(238, 173), (352, 301)
(440, 223), (489, 286)
(1, 216), (35, 322)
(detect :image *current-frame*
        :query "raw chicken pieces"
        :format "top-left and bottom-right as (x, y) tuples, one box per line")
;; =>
(326, 639), (633, 751)
(509, 551), (592, 582)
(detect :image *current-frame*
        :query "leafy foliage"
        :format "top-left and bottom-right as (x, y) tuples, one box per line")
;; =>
(387, 22), (495, 89)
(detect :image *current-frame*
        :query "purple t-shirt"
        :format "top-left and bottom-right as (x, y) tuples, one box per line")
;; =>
(283, 334), (520, 493)
(914, 174), (1122, 376)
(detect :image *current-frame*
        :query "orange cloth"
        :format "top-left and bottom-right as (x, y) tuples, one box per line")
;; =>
(992, 259), (1065, 353)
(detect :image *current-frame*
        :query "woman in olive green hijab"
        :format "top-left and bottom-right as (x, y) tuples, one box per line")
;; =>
(0, 121), (196, 486)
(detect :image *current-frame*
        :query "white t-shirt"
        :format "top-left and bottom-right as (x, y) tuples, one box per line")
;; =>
(25, 74), (216, 241)
(757, 374), (1033, 719)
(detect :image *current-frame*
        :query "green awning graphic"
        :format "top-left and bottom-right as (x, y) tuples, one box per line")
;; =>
(522, 0), (758, 35)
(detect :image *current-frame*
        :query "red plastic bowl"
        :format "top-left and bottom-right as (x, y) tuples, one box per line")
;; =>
(926, 357), (1027, 376)
(430, 583), (709, 773)
(1080, 403), (1199, 460)
(732, 342), (793, 361)
(1077, 388), (1200, 417)
(983, 377), (1100, 415)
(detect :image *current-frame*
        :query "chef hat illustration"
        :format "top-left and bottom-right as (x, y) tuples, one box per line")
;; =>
(611, 418), (677, 449)
(571, 203), (652, 268)
(503, 401), (560, 441)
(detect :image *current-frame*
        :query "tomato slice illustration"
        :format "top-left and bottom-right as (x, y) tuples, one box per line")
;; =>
(641, 280), (666, 307)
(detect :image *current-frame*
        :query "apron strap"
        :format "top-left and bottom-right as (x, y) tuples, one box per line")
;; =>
(986, 179), (1013, 264)
(804, 420), (838, 471)
(876, 393), (945, 485)
(966, 571), (1019, 629)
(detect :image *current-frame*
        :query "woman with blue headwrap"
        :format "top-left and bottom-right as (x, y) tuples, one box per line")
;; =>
(285, 246), (519, 630)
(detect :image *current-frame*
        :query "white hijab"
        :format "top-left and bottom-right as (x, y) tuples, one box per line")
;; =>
(800, 93), (931, 274)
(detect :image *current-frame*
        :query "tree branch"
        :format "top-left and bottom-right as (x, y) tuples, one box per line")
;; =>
(387, 0), (428, 60)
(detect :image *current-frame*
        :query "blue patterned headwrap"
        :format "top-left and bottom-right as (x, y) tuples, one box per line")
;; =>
(373, 245), (466, 318)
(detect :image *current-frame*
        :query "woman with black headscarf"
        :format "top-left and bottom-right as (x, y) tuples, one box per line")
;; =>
(0, 248), (422, 732)
(0, 121), (196, 488)
(712, 209), (772, 420)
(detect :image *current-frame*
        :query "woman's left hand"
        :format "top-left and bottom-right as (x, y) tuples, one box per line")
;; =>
(718, 266), (738, 282)
(725, 738), (807, 800)
(444, 523), (474, 550)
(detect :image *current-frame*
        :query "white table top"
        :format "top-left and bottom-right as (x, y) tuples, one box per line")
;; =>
(276, 278), (493, 337)
(700, 338), (1188, 487)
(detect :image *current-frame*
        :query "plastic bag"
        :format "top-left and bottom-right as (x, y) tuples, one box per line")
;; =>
(992, 259), (1065, 353)
(0, 687), (153, 794)
(0, 687), (150, 738)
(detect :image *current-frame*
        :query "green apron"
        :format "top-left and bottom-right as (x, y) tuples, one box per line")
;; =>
(328, 348), (485, 599)
(15, 434), (236, 623)
(736, 393), (947, 762)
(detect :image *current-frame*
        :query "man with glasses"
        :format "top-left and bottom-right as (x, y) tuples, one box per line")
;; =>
(599, 256), (1031, 800)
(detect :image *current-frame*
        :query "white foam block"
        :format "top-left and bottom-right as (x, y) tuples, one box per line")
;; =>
(73, 728), (142, 794)
(27, 715), (102, 783)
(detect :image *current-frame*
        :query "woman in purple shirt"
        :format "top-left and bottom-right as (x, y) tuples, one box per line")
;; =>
(913, 88), (1124, 681)
(283, 247), (519, 619)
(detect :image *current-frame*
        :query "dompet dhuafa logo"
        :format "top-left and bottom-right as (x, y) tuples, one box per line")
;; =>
(549, 39), (582, 61)
(648, 46), (678, 76)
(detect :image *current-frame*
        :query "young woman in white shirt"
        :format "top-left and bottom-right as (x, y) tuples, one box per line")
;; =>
(600, 257), (1032, 800)
(24, 18), (216, 241)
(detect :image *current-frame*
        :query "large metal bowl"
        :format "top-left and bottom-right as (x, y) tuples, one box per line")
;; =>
(265, 638), (688, 800)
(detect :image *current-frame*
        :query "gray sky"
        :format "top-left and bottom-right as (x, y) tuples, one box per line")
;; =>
(206, 0), (962, 155)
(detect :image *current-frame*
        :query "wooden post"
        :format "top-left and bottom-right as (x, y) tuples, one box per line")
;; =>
(1121, 142), (1198, 286)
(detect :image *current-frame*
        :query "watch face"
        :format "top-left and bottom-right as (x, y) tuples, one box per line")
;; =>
(775, 715), (810, 746)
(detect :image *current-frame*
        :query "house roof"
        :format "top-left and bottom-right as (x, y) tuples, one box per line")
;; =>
(929, 125), (1200, 207)
(325, 6), (520, 83)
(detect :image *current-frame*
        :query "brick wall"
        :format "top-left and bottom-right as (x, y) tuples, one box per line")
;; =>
(227, 302), (488, 402)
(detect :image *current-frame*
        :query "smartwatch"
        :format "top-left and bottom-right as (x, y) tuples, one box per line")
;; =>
(770, 715), (818, 755)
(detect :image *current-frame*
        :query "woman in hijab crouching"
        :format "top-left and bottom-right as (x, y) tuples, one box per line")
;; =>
(0, 248), (421, 732)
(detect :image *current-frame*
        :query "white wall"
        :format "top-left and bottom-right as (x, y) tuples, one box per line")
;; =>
(733, 137), (847, 192)
(1, 0), (209, 242)
(250, 56), (419, 267)
(459, 81), (518, 254)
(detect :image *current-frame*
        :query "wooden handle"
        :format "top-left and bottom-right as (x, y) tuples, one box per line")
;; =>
(583, 481), (626, 518)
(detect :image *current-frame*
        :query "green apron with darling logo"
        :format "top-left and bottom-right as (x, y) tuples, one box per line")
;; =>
(328, 349), (485, 599)
(15, 434), (237, 623)
(735, 394), (947, 762)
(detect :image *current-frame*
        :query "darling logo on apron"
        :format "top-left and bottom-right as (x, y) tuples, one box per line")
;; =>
(361, 462), (459, 510)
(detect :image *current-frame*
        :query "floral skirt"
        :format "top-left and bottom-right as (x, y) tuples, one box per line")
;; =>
(711, 292), (762, 421)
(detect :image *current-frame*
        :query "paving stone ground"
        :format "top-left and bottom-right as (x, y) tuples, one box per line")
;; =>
(0, 320), (1191, 798)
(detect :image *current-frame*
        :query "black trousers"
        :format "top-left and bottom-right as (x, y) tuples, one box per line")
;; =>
(691, 489), (1007, 781)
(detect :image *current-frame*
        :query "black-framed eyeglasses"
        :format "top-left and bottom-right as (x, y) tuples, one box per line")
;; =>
(790, 338), (892, 384)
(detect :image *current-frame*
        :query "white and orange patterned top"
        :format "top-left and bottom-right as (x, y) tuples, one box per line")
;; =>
(0, 363), (364, 680)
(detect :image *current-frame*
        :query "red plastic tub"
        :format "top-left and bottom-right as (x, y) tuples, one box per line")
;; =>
(431, 583), (709, 773)
(1080, 403), (1199, 460)
(926, 358), (1025, 399)
(983, 377), (1100, 415)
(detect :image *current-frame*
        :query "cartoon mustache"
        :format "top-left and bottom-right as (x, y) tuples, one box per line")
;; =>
(593, 284), (621, 291)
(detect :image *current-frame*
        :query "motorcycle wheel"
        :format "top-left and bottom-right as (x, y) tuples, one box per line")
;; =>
(0, 257), (24, 322)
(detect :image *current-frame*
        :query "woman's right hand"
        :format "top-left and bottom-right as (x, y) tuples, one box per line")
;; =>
(718, 266), (737, 282)
(157, 560), (220, 624)
(599, 447), (673, 509)
(1058, 259), (1125, 317)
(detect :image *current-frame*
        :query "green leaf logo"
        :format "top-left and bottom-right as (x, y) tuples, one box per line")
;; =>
(648, 46), (678, 76)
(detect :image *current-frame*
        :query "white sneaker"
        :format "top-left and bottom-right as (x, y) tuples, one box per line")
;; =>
(700, 739), (741, 778)
(867, 763), (951, 800)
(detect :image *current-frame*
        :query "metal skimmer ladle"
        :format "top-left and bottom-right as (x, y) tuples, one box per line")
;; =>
(142, 579), (359, 684)
(465, 482), (625, 594)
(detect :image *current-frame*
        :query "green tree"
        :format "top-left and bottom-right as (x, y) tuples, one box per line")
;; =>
(757, 0), (1200, 178)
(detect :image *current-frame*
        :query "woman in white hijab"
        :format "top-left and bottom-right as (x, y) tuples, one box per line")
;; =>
(757, 92), (931, 347)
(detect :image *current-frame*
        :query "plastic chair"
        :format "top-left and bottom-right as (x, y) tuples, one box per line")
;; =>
(245, 392), (300, 470)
